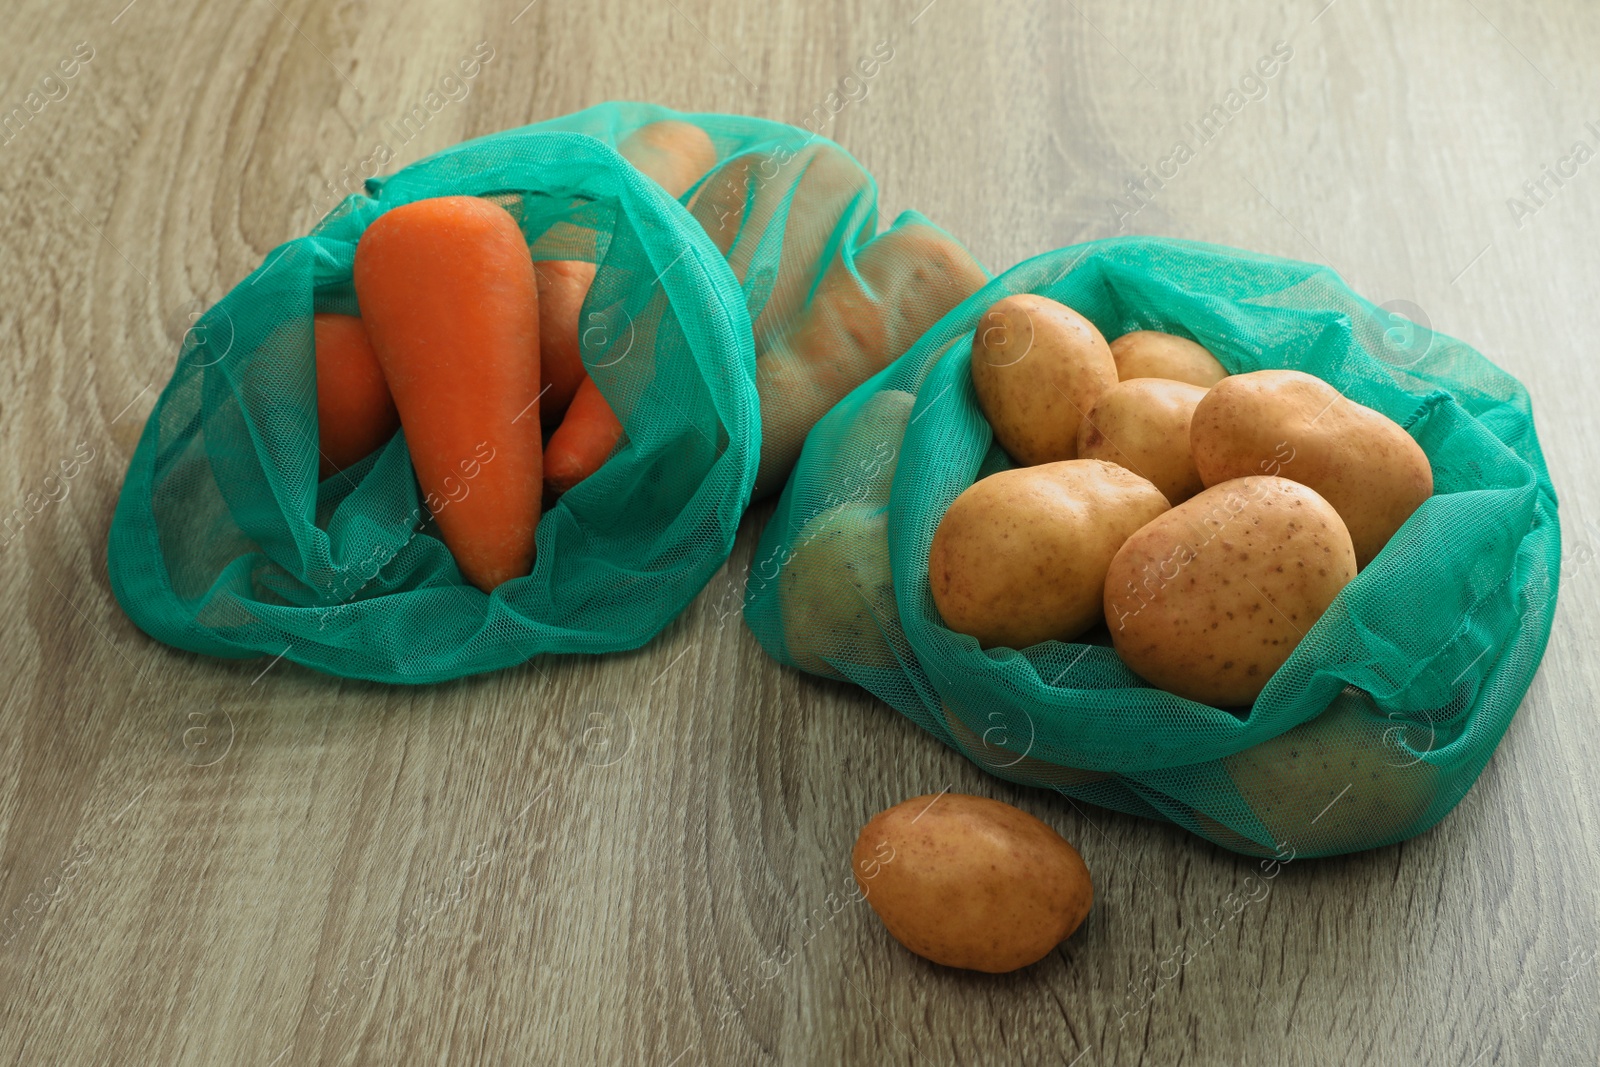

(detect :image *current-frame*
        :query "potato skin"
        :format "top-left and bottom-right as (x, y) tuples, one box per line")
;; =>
(1189, 369), (1433, 567)
(1110, 330), (1228, 387)
(779, 504), (896, 678)
(1104, 476), (1357, 707)
(1077, 378), (1208, 505)
(751, 222), (987, 497)
(774, 390), (914, 677)
(1224, 688), (1439, 855)
(930, 460), (1170, 649)
(970, 294), (1118, 465)
(852, 794), (1093, 973)
(616, 119), (718, 199)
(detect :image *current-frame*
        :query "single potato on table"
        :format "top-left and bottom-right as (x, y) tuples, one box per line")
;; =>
(1076, 378), (1208, 505)
(970, 294), (1118, 465)
(1190, 369), (1433, 567)
(853, 793), (1093, 973)
(1110, 330), (1228, 388)
(1104, 476), (1357, 707)
(930, 460), (1170, 649)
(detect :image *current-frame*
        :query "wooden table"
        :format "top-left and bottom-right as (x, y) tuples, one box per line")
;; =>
(2, 1), (1595, 1063)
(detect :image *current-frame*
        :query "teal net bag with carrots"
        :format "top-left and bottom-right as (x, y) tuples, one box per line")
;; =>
(107, 103), (986, 683)
(744, 237), (1559, 858)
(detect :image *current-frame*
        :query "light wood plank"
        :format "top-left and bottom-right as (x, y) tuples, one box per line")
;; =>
(0, 0), (1595, 1063)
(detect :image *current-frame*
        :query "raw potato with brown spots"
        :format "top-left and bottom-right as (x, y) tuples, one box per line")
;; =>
(779, 504), (896, 678)
(1103, 476), (1357, 706)
(929, 460), (1170, 649)
(1110, 329), (1228, 387)
(1190, 369), (1433, 567)
(970, 294), (1118, 465)
(1076, 377), (1209, 505)
(852, 793), (1093, 973)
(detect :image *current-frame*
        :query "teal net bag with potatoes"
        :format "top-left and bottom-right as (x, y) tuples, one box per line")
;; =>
(745, 237), (1558, 858)
(107, 103), (986, 683)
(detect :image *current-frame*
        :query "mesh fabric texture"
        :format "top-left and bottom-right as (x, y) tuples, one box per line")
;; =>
(109, 103), (987, 683)
(744, 237), (1559, 858)
(110, 106), (761, 682)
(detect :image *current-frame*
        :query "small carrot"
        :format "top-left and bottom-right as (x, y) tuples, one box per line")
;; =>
(353, 195), (542, 592)
(617, 120), (718, 199)
(313, 312), (399, 479)
(535, 259), (598, 427)
(544, 375), (622, 496)
(536, 122), (711, 428)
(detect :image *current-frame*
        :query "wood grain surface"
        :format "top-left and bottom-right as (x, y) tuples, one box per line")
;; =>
(1, 0), (1596, 1064)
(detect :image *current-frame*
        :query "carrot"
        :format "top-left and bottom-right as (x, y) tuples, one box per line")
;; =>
(313, 312), (399, 479)
(353, 196), (542, 592)
(617, 120), (718, 199)
(522, 123), (712, 431)
(535, 259), (598, 426)
(544, 374), (622, 496)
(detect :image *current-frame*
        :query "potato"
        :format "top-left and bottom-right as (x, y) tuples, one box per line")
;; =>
(1076, 378), (1208, 505)
(1224, 687), (1439, 855)
(752, 220), (987, 497)
(1110, 330), (1227, 387)
(774, 389), (915, 677)
(616, 120), (717, 199)
(1189, 370), (1433, 567)
(853, 793), (1092, 973)
(930, 460), (1169, 649)
(779, 503), (897, 678)
(689, 141), (872, 331)
(970, 294), (1117, 465)
(1103, 476), (1357, 707)
(852, 389), (915, 496)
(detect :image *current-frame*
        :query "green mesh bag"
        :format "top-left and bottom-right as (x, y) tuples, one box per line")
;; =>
(680, 129), (989, 497)
(745, 237), (1559, 858)
(478, 103), (987, 503)
(109, 102), (986, 682)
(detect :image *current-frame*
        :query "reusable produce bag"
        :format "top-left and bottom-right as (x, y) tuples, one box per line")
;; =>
(515, 106), (987, 503)
(745, 237), (1559, 858)
(108, 103), (982, 683)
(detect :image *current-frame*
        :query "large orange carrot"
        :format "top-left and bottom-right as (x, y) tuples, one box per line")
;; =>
(535, 259), (598, 427)
(617, 120), (717, 199)
(353, 196), (542, 592)
(313, 312), (399, 479)
(544, 375), (622, 496)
